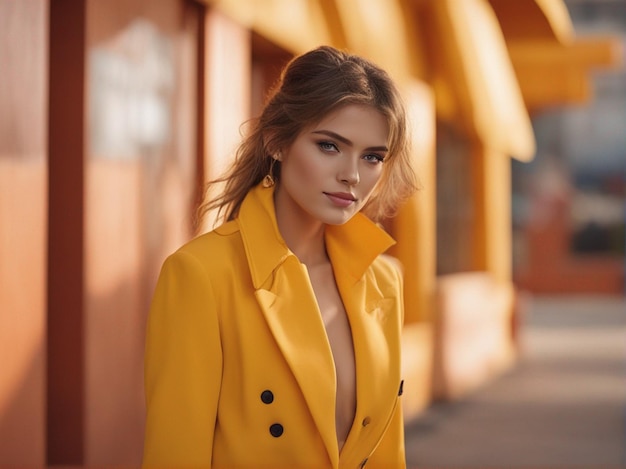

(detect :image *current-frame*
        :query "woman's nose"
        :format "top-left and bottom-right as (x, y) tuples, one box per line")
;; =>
(338, 156), (360, 186)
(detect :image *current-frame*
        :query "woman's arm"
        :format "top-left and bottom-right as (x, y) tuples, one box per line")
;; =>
(143, 250), (222, 468)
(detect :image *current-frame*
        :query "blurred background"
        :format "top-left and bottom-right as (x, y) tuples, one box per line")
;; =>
(0, 0), (623, 467)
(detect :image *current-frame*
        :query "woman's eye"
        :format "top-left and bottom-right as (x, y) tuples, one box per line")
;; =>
(318, 141), (339, 152)
(363, 153), (385, 164)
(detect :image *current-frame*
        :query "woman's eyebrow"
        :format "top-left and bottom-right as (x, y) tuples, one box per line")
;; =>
(311, 130), (388, 152)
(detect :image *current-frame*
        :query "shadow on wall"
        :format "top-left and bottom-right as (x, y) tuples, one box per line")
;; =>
(0, 277), (151, 467)
(85, 280), (148, 466)
(0, 345), (45, 466)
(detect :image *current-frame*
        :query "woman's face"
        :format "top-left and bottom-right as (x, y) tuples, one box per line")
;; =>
(274, 104), (389, 227)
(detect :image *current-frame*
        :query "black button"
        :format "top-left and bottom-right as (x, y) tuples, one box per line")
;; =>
(260, 390), (274, 404)
(269, 423), (284, 437)
(362, 417), (371, 427)
(398, 380), (404, 396)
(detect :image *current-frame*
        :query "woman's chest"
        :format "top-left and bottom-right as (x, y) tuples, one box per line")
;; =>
(306, 262), (357, 447)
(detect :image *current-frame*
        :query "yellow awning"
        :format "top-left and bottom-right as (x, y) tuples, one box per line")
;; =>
(490, 0), (624, 111)
(415, 0), (536, 161)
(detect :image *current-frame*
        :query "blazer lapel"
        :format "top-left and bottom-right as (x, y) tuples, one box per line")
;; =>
(255, 256), (340, 468)
(237, 185), (340, 465)
(325, 219), (400, 461)
(334, 269), (401, 462)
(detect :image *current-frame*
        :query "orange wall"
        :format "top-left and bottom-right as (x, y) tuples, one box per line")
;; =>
(0, 0), (47, 465)
(84, 0), (201, 464)
(0, 161), (46, 466)
(2, 0), (203, 465)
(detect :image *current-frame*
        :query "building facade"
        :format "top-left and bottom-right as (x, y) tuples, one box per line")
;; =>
(0, 0), (619, 465)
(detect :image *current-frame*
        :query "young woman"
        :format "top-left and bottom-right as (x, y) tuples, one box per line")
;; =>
(143, 45), (418, 468)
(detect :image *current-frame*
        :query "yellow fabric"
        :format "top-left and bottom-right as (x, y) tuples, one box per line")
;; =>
(143, 183), (406, 468)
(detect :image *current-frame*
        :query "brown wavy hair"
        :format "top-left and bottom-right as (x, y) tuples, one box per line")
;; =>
(197, 45), (418, 227)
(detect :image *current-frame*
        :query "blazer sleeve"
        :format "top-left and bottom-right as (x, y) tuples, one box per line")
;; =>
(143, 250), (222, 468)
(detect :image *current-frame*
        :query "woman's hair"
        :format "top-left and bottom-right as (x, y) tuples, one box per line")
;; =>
(197, 45), (418, 226)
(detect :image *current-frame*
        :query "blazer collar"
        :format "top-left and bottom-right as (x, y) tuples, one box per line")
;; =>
(237, 183), (396, 288)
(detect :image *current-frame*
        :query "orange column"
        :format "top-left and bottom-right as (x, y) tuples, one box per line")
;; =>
(387, 82), (436, 420)
(470, 145), (512, 283)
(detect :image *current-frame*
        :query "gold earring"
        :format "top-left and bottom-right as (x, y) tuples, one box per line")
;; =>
(262, 155), (279, 188)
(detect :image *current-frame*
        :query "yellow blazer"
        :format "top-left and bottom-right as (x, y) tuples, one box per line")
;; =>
(143, 184), (406, 468)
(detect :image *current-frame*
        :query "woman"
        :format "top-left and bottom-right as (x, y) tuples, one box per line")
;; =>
(143, 45), (418, 468)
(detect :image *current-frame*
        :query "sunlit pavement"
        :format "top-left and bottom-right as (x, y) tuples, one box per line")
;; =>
(405, 295), (626, 469)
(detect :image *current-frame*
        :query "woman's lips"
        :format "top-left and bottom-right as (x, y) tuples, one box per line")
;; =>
(324, 192), (356, 208)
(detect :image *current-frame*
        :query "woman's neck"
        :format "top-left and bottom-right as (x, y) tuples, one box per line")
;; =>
(274, 196), (328, 267)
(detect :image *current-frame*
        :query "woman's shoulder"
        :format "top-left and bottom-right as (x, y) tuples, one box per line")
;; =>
(171, 219), (243, 264)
